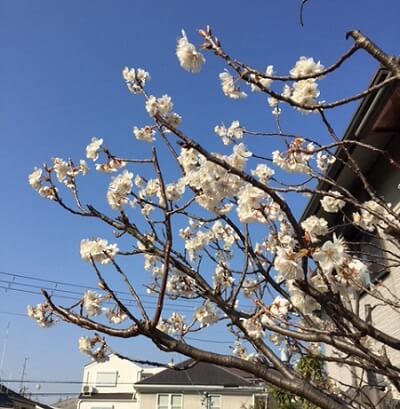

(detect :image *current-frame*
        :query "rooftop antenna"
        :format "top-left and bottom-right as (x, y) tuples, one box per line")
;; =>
(0, 322), (10, 382)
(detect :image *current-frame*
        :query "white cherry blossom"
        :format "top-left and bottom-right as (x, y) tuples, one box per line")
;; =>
(214, 120), (243, 145)
(313, 235), (346, 274)
(86, 137), (103, 161)
(176, 30), (205, 73)
(80, 238), (119, 264)
(274, 248), (303, 280)
(107, 170), (133, 210)
(250, 65), (274, 92)
(219, 71), (247, 99)
(320, 191), (346, 213)
(29, 168), (42, 191)
(122, 67), (150, 94)
(83, 291), (104, 316)
(194, 303), (219, 327)
(290, 57), (324, 78)
(133, 126), (156, 143)
(301, 215), (328, 242)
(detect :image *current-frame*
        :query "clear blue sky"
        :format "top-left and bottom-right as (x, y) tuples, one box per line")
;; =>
(0, 0), (399, 402)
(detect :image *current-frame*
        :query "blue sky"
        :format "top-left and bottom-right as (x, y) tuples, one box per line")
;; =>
(1, 0), (399, 402)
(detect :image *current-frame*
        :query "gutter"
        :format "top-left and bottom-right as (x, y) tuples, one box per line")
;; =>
(134, 384), (264, 391)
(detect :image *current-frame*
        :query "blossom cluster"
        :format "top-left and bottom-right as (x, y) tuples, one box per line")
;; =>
(29, 157), (88, 199)
(27, 303), (55, 328)
(78, 335), (108, 362)
(176, 30), (205, 73)
(122, 67), (150, 94)
(353, 200), (399, 232)
(284, 57), (324, 109)
(214, 120), (244, 145)
(80, 238), (119, 264)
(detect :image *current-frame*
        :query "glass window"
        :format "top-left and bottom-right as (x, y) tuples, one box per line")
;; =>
(254, 394), (268, 409)
(158, 394), (169, 409)
(157, 394), (182, 409)
(209, 394), (221, 409)
(171, 394), (182, 409)
(95, 371), (118, 387)
(356, 236), (389, 285)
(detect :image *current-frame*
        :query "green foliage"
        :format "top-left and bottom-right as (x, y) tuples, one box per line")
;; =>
(268, 355), (327, 409)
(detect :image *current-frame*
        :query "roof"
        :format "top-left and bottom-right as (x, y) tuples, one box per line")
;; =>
(302, 67), (400, 223)
(135, 360), (262, 388)
(51, 398), (78, 409)
(0, 385), (52, 409)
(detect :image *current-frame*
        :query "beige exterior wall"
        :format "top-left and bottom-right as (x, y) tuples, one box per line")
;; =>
(139, 391), (255, 409)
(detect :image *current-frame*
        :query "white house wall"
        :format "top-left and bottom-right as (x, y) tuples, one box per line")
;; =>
(79, 399), (139, 409)
(82, 355), (142, 394)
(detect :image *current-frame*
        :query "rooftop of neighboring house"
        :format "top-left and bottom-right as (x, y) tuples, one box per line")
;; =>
(135, 359), (264, 389)
(50, 398), (78, 409)
(0, 384), (52, 409)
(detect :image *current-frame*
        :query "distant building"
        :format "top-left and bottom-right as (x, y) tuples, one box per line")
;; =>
(77, 353), (162, 409)
(50, 398), (78, 409)
(135, 359), (266, 409)
(77, 354), (267, 409)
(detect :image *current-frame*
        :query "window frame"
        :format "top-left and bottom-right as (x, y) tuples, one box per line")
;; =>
(95, 371), (118, 387)
(207, 394), (221, 409)
(253, 393), (268, 409)
(156, 393), (183, 409)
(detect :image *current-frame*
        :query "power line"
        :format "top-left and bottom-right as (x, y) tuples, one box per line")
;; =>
(0, 275), (198, 312)
(0, 271), (254, 310)
(0, 270), (199, 308)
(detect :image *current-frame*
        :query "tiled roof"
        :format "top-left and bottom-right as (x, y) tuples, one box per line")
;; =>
(136, 360), (260, 387)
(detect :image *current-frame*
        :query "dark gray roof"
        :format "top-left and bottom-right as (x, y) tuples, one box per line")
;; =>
(0, 385), (52, 409)
(136, 360), (260, 387)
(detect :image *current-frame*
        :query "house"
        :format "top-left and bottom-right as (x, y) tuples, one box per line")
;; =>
(134, 359), (267, 409)
(51, 398), (78, 409)
(77, 353), (163, 409)
(0, 384), (51, 409)
(302, 66), (400, 390)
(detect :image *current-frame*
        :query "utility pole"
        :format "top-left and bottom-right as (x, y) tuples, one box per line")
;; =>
(19, 357), (29, 396)
(0, 322), (10, 381)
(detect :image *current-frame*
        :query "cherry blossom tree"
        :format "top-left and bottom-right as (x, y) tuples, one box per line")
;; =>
(27, 18), (400, 409)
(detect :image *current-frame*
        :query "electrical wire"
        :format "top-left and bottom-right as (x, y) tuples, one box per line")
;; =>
(0, 271), (199, 308)
(0, 308), (232, 344)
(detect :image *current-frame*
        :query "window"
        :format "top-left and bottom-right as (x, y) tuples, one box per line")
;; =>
(253, 394), (268, 409)
(157, 394), (182, 409)
(208, 394), (221, 409)
(95, 371), (118, 387)
(356, 236), (389, 285)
